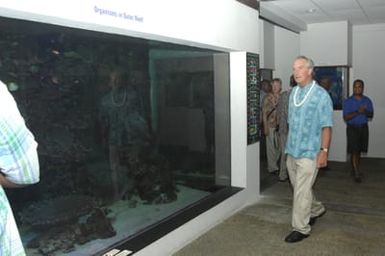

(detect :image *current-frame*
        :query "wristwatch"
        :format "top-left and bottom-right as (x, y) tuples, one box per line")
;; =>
(320, 147), (329, 153)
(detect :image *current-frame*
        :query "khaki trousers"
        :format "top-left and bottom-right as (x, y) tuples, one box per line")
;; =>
(286, 155), (325, 234)
(266, 127), (280, 172)
(278, 132), (288, 180)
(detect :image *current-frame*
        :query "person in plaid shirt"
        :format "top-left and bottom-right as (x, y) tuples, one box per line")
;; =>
(0, 80), (40, 256)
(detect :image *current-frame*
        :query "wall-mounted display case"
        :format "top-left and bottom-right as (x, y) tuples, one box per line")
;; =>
(246, 53), (260, 145)
(0, 16), (232, 255)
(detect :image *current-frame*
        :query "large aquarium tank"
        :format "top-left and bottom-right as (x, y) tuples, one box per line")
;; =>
(0, 16), (231, 255)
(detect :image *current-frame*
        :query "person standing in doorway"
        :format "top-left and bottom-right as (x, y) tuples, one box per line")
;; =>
(260, 79), (272, 110)
(263, 78), (281, 175)
(259, 79), (272, 161)
(343, 79), (373, 183)
(284, 56), (333, 243)
(276, 75), (296, 182)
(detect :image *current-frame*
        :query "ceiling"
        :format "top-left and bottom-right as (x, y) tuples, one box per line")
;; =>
(259, 0), (385, 32)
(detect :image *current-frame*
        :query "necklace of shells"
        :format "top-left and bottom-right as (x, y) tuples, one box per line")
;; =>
(293, 81), (315, 107)
(111, 88), (127, 107)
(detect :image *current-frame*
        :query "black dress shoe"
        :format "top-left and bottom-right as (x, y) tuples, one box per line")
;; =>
(309, 210), (327, 226)
(284, 231), (309, 243)
(354, 176), (362, 183)
(270, 170), (279, 175)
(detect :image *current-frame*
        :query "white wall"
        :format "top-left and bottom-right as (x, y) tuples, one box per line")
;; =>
(259, 20), (300, 88)
(261, 20), (275, 69)
(353, 24), (385, 158)
(300, 21), (351, 66)
(273, 26), (300, 90)
(230, 53), (248, 188)
(329, 111), (347, 162)
(259, 19), (265, 68)
(0, 1), (261, 255)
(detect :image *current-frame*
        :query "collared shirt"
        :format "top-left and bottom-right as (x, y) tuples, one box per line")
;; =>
(276, 89), (292, 135)
(99, 88), (148, 146)
(343, 95), (373, 125)
(0, 81), (39, 185)
(263, 93), (279, 129)
(1, 80), (39, 256)
(285, 81), (333, 160)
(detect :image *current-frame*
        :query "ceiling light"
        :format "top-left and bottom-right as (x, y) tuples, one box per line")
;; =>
(307, 8), (317, 13)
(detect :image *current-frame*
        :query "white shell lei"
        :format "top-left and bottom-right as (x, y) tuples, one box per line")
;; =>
(111, 88), (127, 107)
(293, 81), (315, 107)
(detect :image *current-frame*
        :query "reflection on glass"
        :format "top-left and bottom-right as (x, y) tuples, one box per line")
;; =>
(314, 66), (349, 110)
(0, 16), (230, 255)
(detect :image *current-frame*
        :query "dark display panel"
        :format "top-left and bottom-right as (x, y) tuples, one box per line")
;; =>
(246, 53), (260, 145)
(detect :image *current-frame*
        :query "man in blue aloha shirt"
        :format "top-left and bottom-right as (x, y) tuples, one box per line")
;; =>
(0, 80), (40, 256)
(284, 56), (333, 243)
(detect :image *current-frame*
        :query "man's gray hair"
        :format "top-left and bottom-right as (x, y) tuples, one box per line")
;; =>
(295, 55), (314, 70)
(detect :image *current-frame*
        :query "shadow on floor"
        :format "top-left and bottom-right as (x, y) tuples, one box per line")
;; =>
(259, 157), (278, 192)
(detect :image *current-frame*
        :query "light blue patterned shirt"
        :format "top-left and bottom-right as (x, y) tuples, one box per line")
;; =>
(285, 81), (333, 160)
(1, 80), (40, 256)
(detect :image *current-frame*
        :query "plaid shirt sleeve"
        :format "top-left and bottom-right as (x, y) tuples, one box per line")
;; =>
(0, 80), (39, 255)
(1, 187), (26, 256)
(0, 81), (39, 185)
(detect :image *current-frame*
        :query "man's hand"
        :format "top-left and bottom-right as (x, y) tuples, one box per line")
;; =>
(317, 151), (328, 169)
(0, 173), (24, 188)
(358, 105), (366, 113)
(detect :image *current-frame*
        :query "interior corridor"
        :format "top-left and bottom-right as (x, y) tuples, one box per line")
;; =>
(174, 158), (385, 256)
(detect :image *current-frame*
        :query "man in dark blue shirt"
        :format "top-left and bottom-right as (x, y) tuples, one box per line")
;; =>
(343, 79), (374, 183)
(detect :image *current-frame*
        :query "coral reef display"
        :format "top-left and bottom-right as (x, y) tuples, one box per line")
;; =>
(0, 16), (219, 255)
(20, 196), (115, 254)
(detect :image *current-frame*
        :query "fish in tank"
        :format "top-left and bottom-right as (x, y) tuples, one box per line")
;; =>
(0, 15), (230, 255)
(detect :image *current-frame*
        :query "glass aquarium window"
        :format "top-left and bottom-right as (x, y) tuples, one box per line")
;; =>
(0, 16), (231, 255)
